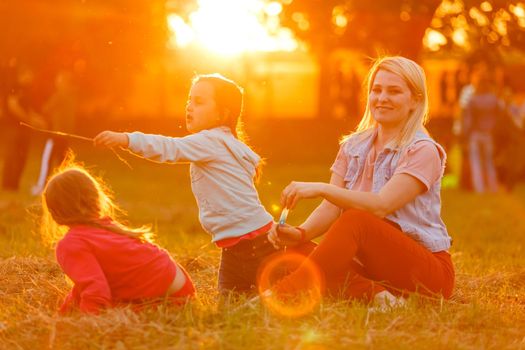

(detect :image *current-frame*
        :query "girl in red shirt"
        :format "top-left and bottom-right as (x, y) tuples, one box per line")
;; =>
(42, 165), (195, 314)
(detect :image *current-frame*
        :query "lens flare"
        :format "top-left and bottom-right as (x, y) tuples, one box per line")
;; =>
(258, 252), (323, 318)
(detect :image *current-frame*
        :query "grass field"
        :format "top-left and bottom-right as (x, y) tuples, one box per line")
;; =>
(1, 134), (524, 350)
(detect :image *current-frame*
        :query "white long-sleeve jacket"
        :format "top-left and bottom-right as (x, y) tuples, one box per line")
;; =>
(127, 126), (273, 242)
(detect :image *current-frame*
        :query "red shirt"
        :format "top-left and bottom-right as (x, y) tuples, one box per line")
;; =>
(215, 221), (273, 248)
(56, 221), (180, 314)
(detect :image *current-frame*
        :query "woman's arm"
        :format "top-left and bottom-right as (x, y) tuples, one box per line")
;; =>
(281, 173), (426, 219)
(268, 173), (343, 248)
(298, 174), (344, 239)
(323, 173), (425, 217)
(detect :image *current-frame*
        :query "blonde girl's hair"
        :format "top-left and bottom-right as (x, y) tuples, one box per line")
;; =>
(343, 56), (429, 148)
(41, 155), (154, 246)
(192, 73), (264, 181)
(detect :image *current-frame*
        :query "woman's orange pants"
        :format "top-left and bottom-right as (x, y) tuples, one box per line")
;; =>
(279, 209), (454, 301)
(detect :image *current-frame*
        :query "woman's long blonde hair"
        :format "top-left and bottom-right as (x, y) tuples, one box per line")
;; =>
(343, 56), (429, 147)
(41, 155), (153, 246)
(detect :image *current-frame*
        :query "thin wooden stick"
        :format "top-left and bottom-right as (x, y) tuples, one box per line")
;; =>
(20, 122), (132, 169)
(20, 122), (93, 142)
(110, 147), (133, 169)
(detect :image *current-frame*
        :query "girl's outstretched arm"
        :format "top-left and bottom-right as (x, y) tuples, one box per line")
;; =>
(95, 130), (223, 164)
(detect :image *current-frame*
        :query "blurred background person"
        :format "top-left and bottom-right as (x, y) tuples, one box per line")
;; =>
(463, 74), (502, 193)
(1, 62), (45, 192)
(428, 70), (456, 160)
(494, 87), (525, 191)
(31, 70), (77, 195)
(457, 68), (475, 191)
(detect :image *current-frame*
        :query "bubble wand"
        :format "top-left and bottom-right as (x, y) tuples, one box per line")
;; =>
(278, 208), (289, 226)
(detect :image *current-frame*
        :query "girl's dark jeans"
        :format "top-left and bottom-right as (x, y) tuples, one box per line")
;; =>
(218, 233), (316, 293)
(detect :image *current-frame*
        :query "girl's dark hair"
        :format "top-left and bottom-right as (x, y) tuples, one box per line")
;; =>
(192, 74), (247, 142)
(192, 73), (264, 181)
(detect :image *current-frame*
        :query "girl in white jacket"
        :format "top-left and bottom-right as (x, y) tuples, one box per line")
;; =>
(94, 74), (314, 294)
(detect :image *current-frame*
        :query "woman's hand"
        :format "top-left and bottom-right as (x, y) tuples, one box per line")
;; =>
(280, 182), (326, 209)
(93, 131), (128, 148)
(268, 222), (304, 249)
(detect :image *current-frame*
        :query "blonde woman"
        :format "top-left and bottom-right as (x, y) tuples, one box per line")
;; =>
(269, 56), (454, 307)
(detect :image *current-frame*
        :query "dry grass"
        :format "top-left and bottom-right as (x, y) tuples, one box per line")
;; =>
(1, 141), (525, 349)
(1, 251), (524, 349)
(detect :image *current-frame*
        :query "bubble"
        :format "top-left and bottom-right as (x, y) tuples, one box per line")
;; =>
(258, 252), (323, 318)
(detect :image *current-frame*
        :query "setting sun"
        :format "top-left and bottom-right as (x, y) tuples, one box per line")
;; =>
(167, 0), (299, 55)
